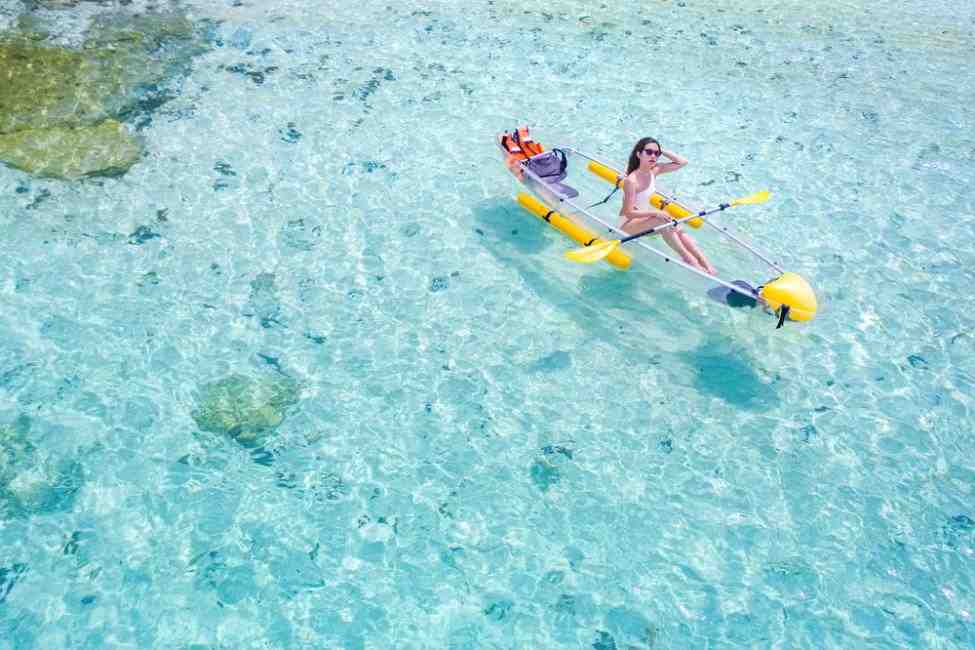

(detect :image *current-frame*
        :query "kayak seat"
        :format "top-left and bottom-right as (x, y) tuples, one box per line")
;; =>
(543, 180), (579, 199)
(524, 148), (578, 199)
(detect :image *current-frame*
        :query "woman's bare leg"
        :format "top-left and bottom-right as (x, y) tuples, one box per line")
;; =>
(678, 231), (716, 275)
(621, 218), (709, 272)
(661, 229), (707, 271)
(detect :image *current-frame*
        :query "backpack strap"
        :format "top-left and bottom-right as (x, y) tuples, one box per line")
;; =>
(552, 148), (567, 177)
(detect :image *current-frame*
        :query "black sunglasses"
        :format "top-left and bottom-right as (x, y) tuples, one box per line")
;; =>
(643, 148), (660, 155)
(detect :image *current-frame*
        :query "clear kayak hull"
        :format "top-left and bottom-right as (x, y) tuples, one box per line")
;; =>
(496, 129), (816, 324)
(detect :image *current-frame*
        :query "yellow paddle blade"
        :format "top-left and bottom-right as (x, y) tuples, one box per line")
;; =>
(730, 190), (770, 206)
(564, 239), (621, 264)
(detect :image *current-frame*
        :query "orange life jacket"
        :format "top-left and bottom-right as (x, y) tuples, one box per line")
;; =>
(500, 127), (544, 179)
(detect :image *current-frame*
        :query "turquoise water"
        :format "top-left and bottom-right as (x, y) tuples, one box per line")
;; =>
(1, 0), (974, 647)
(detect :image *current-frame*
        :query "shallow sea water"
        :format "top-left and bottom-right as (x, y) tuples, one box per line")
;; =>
(1, 0), (974, 647)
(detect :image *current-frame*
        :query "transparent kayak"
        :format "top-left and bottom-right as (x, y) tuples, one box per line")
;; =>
(496, 128), (817, 327)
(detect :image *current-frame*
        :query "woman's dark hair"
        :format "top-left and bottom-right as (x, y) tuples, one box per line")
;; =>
(626, 136), (661, 175)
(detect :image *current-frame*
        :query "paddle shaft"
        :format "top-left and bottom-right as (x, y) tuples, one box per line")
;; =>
(619, 203), (732, 245)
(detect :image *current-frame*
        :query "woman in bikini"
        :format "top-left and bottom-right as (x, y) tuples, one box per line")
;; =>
(619, 137), (716, 275)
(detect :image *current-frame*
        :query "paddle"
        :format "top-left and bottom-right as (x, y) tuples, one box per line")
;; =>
(564, 190), (770, 264)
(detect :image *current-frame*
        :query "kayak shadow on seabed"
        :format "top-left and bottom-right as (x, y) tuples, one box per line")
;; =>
(471, 198), (708, 345)
(677, 338), (781, 410)
(471, 198), (782, 409)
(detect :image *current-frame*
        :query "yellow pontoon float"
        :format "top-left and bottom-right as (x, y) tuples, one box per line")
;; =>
(497, 127), (817, 327)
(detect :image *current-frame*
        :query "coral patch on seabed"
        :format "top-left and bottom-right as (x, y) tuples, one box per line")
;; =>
(0, 120), (141, 179)
(0, 416), (83, 518)
(0, 10), (207, 180)
(192, 374), (301, 448)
